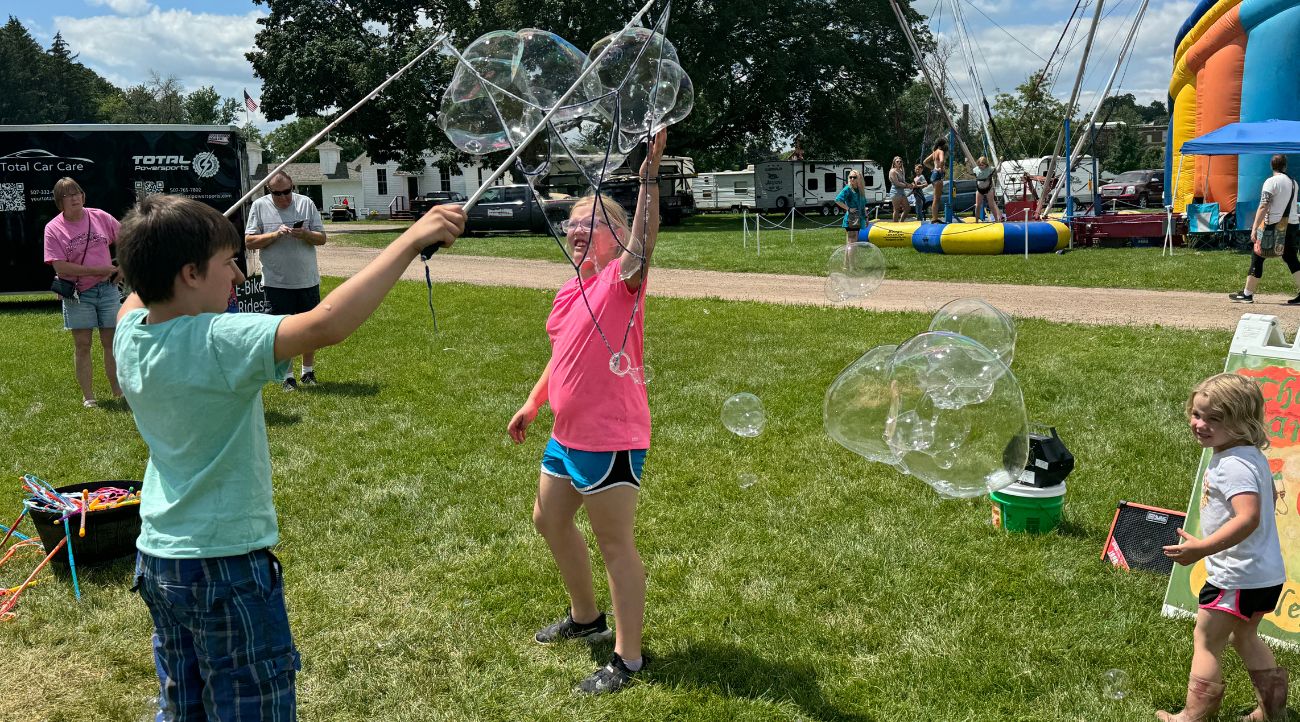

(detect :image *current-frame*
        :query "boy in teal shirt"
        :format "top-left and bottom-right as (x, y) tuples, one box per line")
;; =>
(113, 194), (464, 720)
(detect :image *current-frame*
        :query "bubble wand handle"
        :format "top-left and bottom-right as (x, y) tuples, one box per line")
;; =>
(459, 0), (661, 214)
(224, 32), (450, 219)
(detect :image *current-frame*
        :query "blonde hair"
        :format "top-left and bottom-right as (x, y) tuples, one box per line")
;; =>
(570, 193), (629, 238)
(52, 177), (83, 212)
(977, 156), (988, 166)
(1186, 373), (1270, 450)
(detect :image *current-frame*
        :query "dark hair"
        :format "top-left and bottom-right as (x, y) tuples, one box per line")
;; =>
(934, 138), (948, 151)
(1272, 154), (1288, 173)
(117, 195), (241, 304)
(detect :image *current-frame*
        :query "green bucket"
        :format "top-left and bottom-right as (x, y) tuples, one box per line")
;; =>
(991, 482), (1066, 534)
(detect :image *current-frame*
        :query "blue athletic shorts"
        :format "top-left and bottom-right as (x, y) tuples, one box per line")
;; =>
(542, 438), (646, 495)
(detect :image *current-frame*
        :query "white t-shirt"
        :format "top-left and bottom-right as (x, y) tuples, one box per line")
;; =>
(1260, 173), (1299, 225)
(244, 193), (325, 289)
(1200, 445), (1286, 590)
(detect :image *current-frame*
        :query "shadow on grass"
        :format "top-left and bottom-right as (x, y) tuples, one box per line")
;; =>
(1054, 518), (1093, 541)
(46, 553), (137, 586)
(265, 410), (302, 427)
(631, 640), (877, 721)
(307, 381), (381, 398)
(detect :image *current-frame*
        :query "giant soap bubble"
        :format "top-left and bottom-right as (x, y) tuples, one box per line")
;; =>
(928, 298), (1017, 366)
(722, 393), (766, 437)
(826, 242), (886, 303)
(438, 29), (600, 155)
(824, 344), (899, 465)
(885, 332), (1028, 498)
(588, 27), (694, 153)
(439, 24), (694, 187)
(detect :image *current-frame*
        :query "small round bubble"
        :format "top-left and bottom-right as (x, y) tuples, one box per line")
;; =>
(826, 242), (886, 303)
(1101, 669), (1129, 700)
(609, 351), (632, 376)
(722, 393), (766, 437)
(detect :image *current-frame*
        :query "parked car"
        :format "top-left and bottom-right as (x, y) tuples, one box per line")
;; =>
(410, 190), (466, 216)
(465, 185), (575, 234)
(1098, 169), (1162, 208)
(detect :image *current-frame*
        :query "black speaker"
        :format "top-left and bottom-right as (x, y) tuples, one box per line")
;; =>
(1102, 501), (1187, 575)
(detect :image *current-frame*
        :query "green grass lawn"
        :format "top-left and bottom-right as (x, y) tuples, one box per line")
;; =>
(330, 213), (1296, 296)
(0, 283), (1291, 721)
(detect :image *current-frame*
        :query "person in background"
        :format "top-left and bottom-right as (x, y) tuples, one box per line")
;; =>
(888, 157), (911, 222)
(42, 176), (123, 408)
(244, 171), (327, 390)
(1228, 154), (1300, 305)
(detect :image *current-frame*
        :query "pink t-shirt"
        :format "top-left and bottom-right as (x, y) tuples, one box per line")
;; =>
(43, 208), (119, 292)
(546, 257), (650, 451)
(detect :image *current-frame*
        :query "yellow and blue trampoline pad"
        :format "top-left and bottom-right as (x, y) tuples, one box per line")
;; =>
(860, 220), (1070, 254)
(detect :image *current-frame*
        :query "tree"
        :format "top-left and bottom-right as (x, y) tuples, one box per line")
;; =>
(100, 72), (242, 124)
(264, 116), (365, 164)
(0, 17), (57, 123)
(991, 71), (1074, 161)
(246, 0), (927, 171)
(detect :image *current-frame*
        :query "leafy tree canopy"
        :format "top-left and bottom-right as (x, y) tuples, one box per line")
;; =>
(246, 0), (930, 171)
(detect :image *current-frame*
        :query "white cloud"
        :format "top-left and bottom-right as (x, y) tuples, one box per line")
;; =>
(933, 0), (1195, 108)
(87, 0), (154, 16)
(48, 5), (269, 123)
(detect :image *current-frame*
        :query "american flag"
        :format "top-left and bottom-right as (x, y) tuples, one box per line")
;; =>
(243, 89), (259, 113)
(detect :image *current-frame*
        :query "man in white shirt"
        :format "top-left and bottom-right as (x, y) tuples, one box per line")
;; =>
(1229, 155), (1300, 305)
(244, 171), (328, 390)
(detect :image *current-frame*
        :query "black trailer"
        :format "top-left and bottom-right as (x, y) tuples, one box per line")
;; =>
(0, 124), (248, 295)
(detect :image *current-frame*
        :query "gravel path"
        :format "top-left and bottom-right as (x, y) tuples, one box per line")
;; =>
(317, 245), (1300, 331)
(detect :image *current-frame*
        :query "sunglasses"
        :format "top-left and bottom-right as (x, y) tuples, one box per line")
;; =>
(267, 188), (293, 197)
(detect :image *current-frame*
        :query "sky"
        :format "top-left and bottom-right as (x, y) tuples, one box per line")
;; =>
(4, 0), (1188, 136)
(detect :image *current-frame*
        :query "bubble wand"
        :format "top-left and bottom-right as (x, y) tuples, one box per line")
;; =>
(0, 536), (67, 620)
(0, 508), (27, 548)
(62, 516), (81, 600)
(449, 0), (660, 218)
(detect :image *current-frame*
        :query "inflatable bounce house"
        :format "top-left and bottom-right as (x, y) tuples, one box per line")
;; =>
(1166, 0), (1300, 228)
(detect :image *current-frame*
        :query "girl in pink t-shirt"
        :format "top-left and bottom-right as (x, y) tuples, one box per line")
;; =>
(508, 130), (666, 695)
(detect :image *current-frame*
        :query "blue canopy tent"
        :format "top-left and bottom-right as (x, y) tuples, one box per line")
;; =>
(1179, 119), (1300, 155)
(1176, 119), (1300, 230)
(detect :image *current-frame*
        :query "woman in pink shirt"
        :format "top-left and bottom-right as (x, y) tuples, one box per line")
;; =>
(508, 130), (666, 695)
(42, 177), (123, 407)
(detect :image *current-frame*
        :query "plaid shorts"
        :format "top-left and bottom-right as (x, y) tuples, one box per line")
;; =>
(134, 550), (300, 721)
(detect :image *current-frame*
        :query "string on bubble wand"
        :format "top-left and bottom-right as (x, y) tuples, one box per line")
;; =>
(438, 0), (683, 380)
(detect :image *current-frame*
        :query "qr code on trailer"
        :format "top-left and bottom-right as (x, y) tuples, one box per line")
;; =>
(0, 183), (25, 212)
(134, 180), (164, 199)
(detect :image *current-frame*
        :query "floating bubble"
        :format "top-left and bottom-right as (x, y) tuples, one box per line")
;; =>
(824, 344), (900, 465)
(826, 242), (886, 303)
(885, 332), (1028, 499)
(929, 298), (1017, 366)
(588, 26), (693, 151)
(439, 29), (602, 156)
(722, 393), (766, 437)
(629, 365), (654, 385)
(609, 351), (632, 376)
(738, 472), (758, 489)
(1101, 668), (1129, 700)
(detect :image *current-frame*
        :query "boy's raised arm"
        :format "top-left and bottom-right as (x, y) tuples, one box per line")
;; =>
(274, 205), (465, 362)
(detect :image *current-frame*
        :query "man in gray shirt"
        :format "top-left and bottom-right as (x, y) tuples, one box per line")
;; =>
(244, 171), (327, 391)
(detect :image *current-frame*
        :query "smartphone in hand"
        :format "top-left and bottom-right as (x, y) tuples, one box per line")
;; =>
(292, 220), (305, 228)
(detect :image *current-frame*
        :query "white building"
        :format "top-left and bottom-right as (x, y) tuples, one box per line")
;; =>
(246, 141), (501, 219)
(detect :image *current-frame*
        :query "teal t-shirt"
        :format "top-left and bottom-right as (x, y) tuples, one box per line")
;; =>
(836, 186), (867, 229)
(113, 308), (289, 558)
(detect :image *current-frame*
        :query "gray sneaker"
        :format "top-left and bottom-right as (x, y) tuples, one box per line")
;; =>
(575, 653), (643, 695)
(535, 610), (611, 645)
(1228, 292), (1254, 304)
